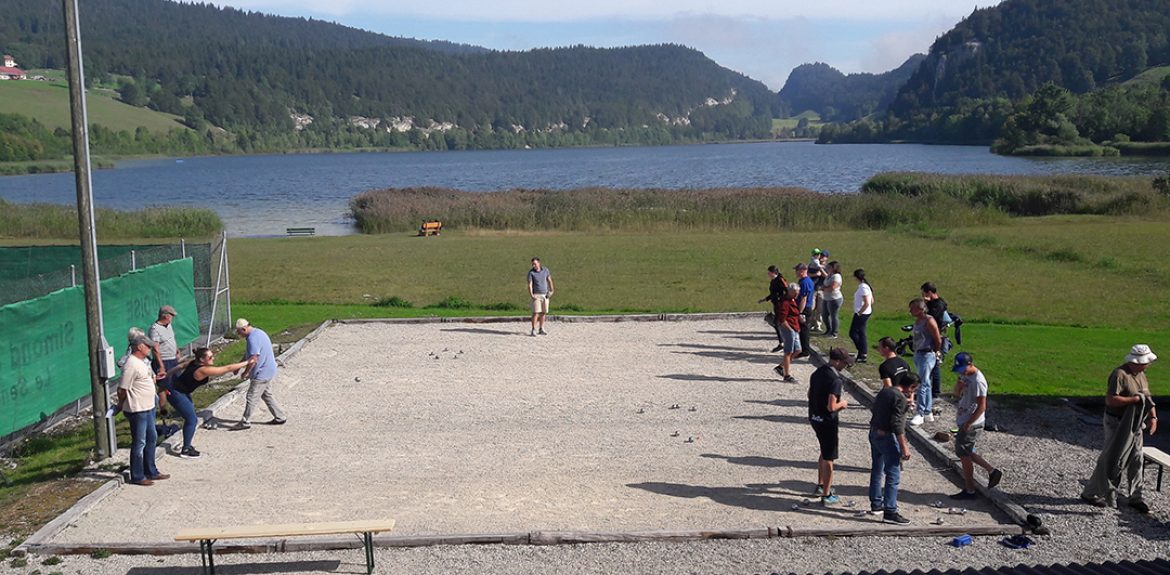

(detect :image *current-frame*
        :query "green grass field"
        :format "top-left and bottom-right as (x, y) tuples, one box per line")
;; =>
(226, 215), (1170, 397)
(0, 80), (186, 132)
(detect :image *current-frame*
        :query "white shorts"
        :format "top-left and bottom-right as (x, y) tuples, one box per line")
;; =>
(532, 294), (550, 313)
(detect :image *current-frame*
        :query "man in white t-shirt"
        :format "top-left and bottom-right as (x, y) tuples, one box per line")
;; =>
(117, 336), (170, 486)
(949, 352), (1002, 500)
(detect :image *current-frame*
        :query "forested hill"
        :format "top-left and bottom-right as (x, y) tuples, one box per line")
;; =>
(777, 55), (924, 122)
(888, 0), (1170, 123)
(0, 0), (779, 153)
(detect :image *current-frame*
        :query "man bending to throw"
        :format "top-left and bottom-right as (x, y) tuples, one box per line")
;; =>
(528, 257), (555, 337)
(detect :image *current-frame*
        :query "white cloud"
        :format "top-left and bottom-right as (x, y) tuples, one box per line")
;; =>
(859, 16), (956, 72)
(219, 1), (1004, 23)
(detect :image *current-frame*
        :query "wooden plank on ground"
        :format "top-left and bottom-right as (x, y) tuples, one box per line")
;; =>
(175, 519), (395, 542)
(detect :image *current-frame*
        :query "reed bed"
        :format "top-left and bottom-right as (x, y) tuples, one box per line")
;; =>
(0, 200), (222, 239)
(862, 172), (1169, 217)
(349, 185), (1005, 234)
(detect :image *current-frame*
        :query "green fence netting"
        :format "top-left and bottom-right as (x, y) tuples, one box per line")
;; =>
(0, 259), (198, 438)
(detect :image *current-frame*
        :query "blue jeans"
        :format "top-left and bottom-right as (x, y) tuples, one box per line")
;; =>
(127, 408), (160, 482)
(160, 358), (179, 392)
(168, 390), (198, 450)
(868, 429), (903, 512)
(849, 313), (870, 357)
(914, 351), (937, 416)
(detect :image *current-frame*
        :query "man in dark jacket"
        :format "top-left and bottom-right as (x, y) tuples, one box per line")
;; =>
(869, 373), (919, 524)
(759, 265), (788, 353)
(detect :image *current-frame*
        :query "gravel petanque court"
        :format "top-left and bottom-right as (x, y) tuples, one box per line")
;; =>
(50, 317), (1009, 546)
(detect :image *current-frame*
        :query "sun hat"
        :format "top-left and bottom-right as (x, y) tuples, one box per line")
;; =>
(1125, 344), (1157, 364)
(952, 352), (974, 373)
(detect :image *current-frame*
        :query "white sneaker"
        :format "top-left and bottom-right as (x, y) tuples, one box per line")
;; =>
(925, 414), (936, 423)
(909, 415), (925, 426)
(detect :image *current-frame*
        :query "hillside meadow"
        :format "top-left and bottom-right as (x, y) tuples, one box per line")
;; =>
(0, 79), (186, 133)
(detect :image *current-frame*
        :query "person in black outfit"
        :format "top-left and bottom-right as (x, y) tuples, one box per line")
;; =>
(876, 337), (911, 388)
(169, 347), (252, 458)
(808, 347), (852, 504)
(921, 282), (949, 397)
(759, 265), (788, 353)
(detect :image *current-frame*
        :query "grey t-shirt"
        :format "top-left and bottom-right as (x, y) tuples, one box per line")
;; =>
(528, 267), (551, 295)
(149, 321), (178, 360)
(956, 369), (988, 427)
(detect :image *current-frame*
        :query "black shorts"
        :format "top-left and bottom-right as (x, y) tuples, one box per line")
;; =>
(811, 420), (839, 461)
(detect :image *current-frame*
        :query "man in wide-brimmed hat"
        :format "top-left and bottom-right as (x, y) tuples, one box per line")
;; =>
(1081, 344), (1158, 513)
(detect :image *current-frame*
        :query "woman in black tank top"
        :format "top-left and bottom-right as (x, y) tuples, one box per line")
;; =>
(168, 347), (251, 458)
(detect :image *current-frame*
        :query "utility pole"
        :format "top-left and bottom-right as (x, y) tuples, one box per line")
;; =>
(63, 0), (112, 460)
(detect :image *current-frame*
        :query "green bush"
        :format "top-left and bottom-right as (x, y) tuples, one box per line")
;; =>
(430, 296), (473, 309)
(372, 296), (413, 308)
(480, 302), (521, 311)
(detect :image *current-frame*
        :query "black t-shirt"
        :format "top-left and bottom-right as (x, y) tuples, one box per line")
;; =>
(172, 361), (208, 395)
(808, 364), (844, 423)
(878, 356), (911, 388)
(926, 297), (948, 331)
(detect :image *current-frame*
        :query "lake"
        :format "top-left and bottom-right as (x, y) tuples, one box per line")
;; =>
(1, 142), (1167, 237)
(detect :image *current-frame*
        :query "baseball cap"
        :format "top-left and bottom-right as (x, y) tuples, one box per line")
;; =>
(130, 335), (152, 348)
(829, 347), (855, 366)
(811, 248), (822, 255)
(952, 352), (974, 373)
(820, 249), (831, 257)
(235, 318), (250, 330)
(159, 305), (177, 316)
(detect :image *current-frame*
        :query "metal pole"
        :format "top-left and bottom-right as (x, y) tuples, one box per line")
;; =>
(63, 0), (112, 460)
(223, 230), (232, 328)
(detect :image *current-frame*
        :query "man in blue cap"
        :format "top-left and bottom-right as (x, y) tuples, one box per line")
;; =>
(950, 352), (1003, 500)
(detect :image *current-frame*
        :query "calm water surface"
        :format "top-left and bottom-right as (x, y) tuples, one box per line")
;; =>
(1, 142), (1166, 236)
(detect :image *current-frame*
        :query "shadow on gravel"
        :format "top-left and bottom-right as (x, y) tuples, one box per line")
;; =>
(668, 349), (776, 365)
(441, 327), (524, 337)
(700, 453), (869, 473)
(744, 398), (808, 408)
(658, 373), (776, 383)
(128, 559), (342, 574)
(628, 481), (970, 523)
(698, 329), (776, 341)
(733, 413), (868, 430)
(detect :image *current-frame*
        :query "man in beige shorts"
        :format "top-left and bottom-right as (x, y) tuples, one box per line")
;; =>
(528, 257), (555, 337)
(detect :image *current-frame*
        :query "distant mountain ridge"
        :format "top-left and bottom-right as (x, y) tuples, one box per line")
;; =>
(777, 55), (925, 122)
(0, 0), (779, 152)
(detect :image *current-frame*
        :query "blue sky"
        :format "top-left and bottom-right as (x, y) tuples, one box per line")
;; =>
(214, 1), (1005, 90)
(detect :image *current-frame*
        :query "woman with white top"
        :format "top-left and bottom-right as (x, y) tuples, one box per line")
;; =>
(849, 269), (874, 363)
(821, 261), (844, 338)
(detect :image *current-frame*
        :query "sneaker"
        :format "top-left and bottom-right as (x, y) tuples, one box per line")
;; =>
(771, 345), (783, 353)
(530, 330), (537, 337)
(909, 415), (925, 426)
(949, 490), (978, 500)
(148, 473), (171, 481)
(855, 355), (867, 363)
(988, 468), (1003, 489)
(883, 511), (911, 524)
(267, 419), (287, 425)
(925, 414), (936, 423)
(822, 494), (840, 506)
(773, 366), (785, 377)
(1080, 494), (1109, 508)
(539, 329), (548, 335)
(813, 485), (836, 497)
(237, 421), (251, 430)
(179, 447), (202, 459)
(1129, 499), (1150, 514)
(783, 375), (797, 384)
(870, 506), (884, 515)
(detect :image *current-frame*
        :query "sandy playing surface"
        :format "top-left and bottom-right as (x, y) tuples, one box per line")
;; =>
(51, 317), (1007, 544)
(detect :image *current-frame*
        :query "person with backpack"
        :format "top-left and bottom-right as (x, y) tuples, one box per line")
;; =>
(759, 265), (788, 353)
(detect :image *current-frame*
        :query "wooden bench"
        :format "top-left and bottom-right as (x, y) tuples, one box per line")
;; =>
(1145, 446), (1170, 491)
(286, 227), (316, 237)
(417, 220), (442, 236)
(176, 519), (395, 575)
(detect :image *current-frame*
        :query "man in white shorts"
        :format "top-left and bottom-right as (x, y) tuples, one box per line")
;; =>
(528, 257), (555, 336)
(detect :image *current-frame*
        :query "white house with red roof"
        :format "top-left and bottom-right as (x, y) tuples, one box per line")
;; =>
(1, 54), (25, 80)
